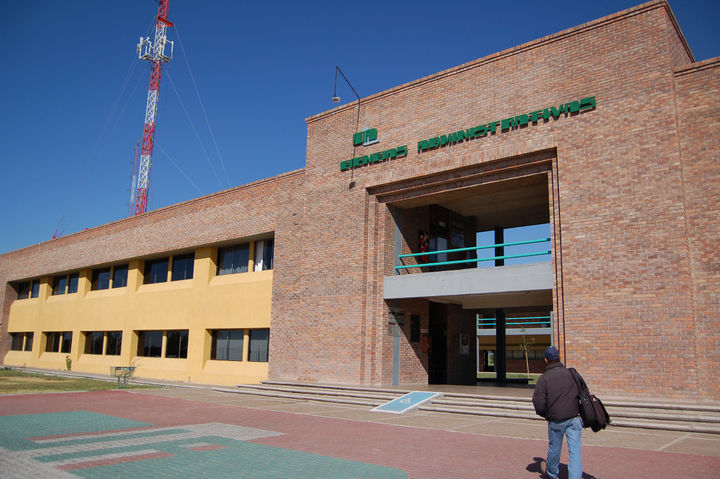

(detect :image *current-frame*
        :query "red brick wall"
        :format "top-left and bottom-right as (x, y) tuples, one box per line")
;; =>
(673, 58), (720, 400)
(267, 1), (716, 399)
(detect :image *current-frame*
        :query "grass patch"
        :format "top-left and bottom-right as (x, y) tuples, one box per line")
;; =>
(0, 369), (152, 395)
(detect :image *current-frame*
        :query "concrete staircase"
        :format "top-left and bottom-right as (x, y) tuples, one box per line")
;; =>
(214, 381), (720, 435)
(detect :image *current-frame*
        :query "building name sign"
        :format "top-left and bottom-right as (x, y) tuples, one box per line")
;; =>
(340, 96), (596, 172)
(353, 128), (379, 146)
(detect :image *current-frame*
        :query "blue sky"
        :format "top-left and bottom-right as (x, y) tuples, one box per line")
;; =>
(1, 0), (717, 254)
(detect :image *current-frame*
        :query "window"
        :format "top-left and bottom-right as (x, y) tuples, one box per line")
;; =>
(51, 273), (79, 295)
(144, 258), (169, 284)
(248, 329), (269, 362)
(45, 332), (72, 353)
(171, 253), (194, 281)
(24, 332), (33, 351)
(92, 268), (111, 290)
(217, 244), (249, 275)
(137, 331), (163, 357)
(165, 330), (188, 358)
(106, 331), (122, 356)
(112, 264), (128, 288)
(11, 333), (24, 351)
(211, 329), (244, 361)
(253, 239), (274, 271)
(52, 275), (67, 295)
(84, 332), (104, 355)
(83, 331), (122, 355)
(17, 280), (40, 299)
(17, 282), (30, 299)
(61, 332), (72, 353)
(45, 333), (58, 352)
(67, 273), (79, 294)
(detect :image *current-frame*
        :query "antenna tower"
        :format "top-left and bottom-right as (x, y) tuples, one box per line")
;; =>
(133, 0), (174, 215)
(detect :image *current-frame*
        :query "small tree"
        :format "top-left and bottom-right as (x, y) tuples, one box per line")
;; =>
(520, 330), (536, 380)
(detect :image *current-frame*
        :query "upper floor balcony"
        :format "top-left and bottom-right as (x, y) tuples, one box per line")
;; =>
(384, 235), (553, 309)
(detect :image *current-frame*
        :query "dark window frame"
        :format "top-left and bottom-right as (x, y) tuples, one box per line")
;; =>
(92, 268), (111, 290)
(10, 333), (24, 351)
(105, 331), (122, 356)
(84, 331), (104, 355)
(144, 258), (169, 284)
(253, 239), (274, 271)
(217, 244), (249, 275)
(171, 253), (194, 281)
(45, 331), (72, 353)
(248, 328), (269, 362)
(52, 275), (67, 295)
(137, 330), (163, 357)
(262, 239), (274, 270)
(46, 332), (60, 352)
(165, 330), (189, 358)
(112, 264), (128, 288)
(211, 329), (244, 361)
(67, 273), (79, 294)
(17, 282), (30, 300)
(61, 332), (72, 353)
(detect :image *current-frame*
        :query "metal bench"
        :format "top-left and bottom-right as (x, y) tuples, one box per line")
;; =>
(110, 366), (136, 389)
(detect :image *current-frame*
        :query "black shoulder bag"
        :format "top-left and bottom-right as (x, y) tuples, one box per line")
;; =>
(569, 367), (611, 432)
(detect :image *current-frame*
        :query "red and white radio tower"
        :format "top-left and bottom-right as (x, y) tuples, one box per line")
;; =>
(133, 0), (173, 215)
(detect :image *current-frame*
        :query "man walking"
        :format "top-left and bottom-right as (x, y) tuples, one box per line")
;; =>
(532, 346), (583, 479)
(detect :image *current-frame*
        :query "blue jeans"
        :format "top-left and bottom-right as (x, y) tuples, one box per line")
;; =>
(546, 416), (582, 479)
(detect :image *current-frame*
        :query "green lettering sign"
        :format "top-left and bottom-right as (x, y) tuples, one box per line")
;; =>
(340, 145), (408, 171)
(342, 96), (596, 171)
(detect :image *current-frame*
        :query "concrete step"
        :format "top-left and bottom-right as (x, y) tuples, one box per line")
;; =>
(214, 381), (720, 435)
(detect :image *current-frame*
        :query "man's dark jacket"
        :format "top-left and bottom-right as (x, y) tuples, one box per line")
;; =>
(532, 361), (580, 422)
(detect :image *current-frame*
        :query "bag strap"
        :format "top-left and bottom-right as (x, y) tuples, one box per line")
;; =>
(568, 367), (588, 395)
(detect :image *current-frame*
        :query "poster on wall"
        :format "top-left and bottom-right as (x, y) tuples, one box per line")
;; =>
(419, 231), (429, 263)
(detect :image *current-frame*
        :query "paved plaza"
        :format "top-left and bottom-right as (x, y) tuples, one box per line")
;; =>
(1, 387), (719, 478)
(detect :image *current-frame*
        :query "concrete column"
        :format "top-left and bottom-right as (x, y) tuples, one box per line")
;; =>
(495, 308), (506, 385)
(494, 228), (504, 267)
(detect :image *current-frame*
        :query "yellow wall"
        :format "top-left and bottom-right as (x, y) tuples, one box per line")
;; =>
(4, 246), (272, 386)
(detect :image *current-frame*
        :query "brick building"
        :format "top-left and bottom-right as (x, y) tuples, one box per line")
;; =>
(1, 1), (718, 400)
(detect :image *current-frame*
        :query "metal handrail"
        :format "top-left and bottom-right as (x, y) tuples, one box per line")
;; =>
(478, 316), (552, 328)
(396, 238), (551, 270)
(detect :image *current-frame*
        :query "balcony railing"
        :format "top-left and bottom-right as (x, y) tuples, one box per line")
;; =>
(396, 238), (551, 271)
(477, 316), (552, 335)
(477, 316), (552, 329)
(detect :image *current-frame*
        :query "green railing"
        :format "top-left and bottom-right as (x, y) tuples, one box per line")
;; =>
(396, 238), (551, 270)
(477, 316), (552, 329)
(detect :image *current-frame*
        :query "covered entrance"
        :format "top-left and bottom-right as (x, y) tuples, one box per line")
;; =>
(378, 153), (559, 386)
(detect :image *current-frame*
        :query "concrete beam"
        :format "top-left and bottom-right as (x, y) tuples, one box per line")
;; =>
(383, 262), (553, 307)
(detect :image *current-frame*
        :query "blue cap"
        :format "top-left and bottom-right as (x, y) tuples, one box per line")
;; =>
(545, 346), (560, 362)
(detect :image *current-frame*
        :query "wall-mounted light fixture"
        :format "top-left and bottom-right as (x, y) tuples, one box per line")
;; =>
(331, 66), (363, 190)
(332, 65), (360, 104)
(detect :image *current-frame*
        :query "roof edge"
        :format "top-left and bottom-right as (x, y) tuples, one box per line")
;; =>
(673, 56), (720, 77)
(1, 168), (306, 258)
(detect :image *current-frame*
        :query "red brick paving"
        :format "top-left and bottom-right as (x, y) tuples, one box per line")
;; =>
(1, 390), (718, 479)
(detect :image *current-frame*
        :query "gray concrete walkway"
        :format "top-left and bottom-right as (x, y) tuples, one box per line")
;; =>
(150, 386), (720, 457)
